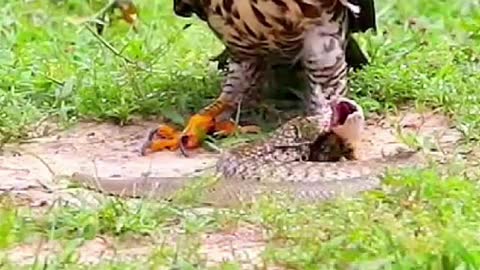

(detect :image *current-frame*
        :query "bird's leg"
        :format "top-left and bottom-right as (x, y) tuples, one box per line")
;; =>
(303, 21), (348, 113)
(141, 59), (266, 156)
(302, 20), (358, 154)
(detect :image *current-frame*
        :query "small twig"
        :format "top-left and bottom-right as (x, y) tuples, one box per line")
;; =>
(91, 0), (117, 20)
(42, 73), (64, 86)
(90, 158), (109, 195)
(84, 24), (135, 64)
(31, 235), (47, 268)
(204, 141), (223, 153)
(140, 23), (194, 83)
(120, 57), (143, 97)
(84, 23), (151, 73)
(6, 146), (57, 191)
(235, 99), (242, 127)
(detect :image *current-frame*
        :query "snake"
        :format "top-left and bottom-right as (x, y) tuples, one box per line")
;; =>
(67, 97), (422, 207)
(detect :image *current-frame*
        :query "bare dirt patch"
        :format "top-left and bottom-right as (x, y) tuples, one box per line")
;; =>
(0, 109), (463, 268)
(1, 119), (218, 206)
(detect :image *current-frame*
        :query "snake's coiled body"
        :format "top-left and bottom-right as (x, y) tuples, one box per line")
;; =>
(69, 98), (421, 207)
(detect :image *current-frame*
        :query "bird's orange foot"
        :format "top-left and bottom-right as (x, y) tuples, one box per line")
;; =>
(212, 120), (237, 137)
(140, 124), (181, 156)
(141, 114), (217, 157)
(141, 115), (261, 157)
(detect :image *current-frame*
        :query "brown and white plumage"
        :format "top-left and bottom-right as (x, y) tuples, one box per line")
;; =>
(174, 0), (375, 121)
(139, 0), (376, 157)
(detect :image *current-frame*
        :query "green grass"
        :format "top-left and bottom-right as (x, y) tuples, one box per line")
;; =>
(2, 0), (480, 268)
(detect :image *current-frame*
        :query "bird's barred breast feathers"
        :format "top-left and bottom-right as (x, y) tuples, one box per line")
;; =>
(202, 0), (360, 60)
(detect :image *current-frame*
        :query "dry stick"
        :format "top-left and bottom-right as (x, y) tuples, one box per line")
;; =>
(120, 56), (144, 103)
(203, 101), (246, 154)
(16, 115), (59, 145)
(90, 0), (118, 22)
(89, 157), (146, 199)
(84, 24), (152, 74)
(3, 146), (96, 209)
(32, 233), (47, 268)
(42, 73), (64, 86)
(90, 157), (115, 198)
(235, 98), (243, 128)
(143, 23), (191, 68)
(80, 0), (146, 68)
(95, 235), (117, 262)
(84, 24), (135, 65)
(30, 197), (62, 268)
(4, 146), (57, 192)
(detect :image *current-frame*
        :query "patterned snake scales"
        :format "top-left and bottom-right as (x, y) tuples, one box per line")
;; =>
(68, 97), (422, 207)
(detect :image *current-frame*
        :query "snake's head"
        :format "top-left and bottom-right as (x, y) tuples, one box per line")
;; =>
(330, 97), (365, 145)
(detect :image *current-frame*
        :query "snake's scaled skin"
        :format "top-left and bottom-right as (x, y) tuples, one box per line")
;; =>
(69, 97), (422, 207)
